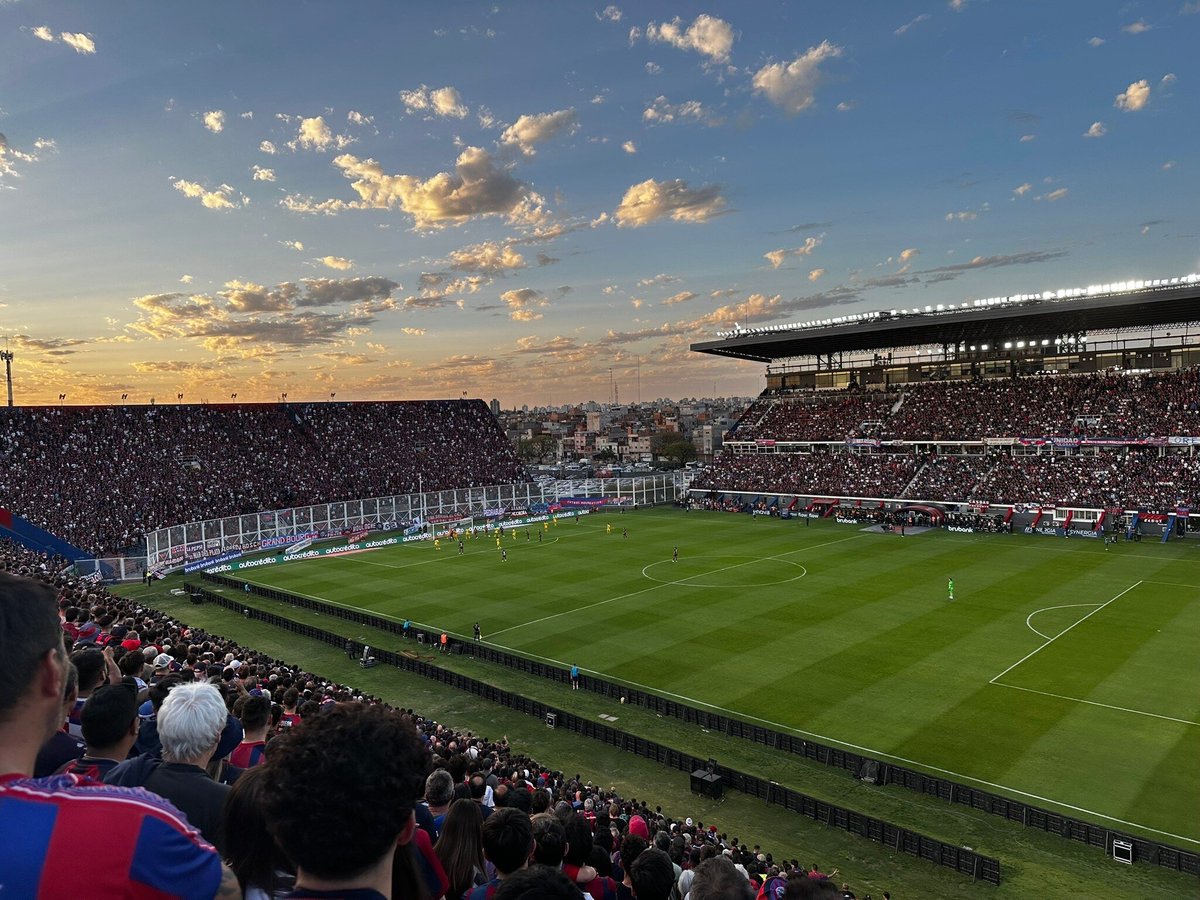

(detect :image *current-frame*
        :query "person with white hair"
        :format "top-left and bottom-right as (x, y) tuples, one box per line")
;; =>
(106, 681), (232, 853)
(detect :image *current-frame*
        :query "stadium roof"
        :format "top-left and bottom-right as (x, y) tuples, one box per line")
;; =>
(690, 276), (1200, 363)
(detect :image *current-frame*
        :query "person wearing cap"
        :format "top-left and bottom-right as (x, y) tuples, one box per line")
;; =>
(55, 679), (140, 781)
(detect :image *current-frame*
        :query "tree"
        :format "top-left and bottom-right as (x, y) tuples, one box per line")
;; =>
(659, 440), (697, 467)
(594, 447), (617, 462)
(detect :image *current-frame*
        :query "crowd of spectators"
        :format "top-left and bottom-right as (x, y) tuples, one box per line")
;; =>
(692, 453), (920, 501)
(0, 400), (529, 557)
(696, 448), (1200, 509)
(725, 369), (1200, 443)
(0, 538), (881, 899)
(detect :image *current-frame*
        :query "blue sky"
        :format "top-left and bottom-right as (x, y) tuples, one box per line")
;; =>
(1, 1), (1196, 407)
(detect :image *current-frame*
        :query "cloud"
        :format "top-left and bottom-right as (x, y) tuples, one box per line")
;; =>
(179, 274), (193, 284)
(240, 111), (253, 120)
(60, 31), (96, 54)
(260, 140), (277, 154)
(171, 178), (245, 210)
(29, 26), (95, 53)
(499, 109), (578, 155)
(281, 240), (304, 250)
(645, 61), (662, 75)
(400, 85), (469, 119)
(1115, 79), (1151, 111)
(944, 210), (977, 221)
(614, 177), (726, 227)
(898, 248), (920, 263)
(448, 241), (526, 274)
(764, 235), (823, 268)
(347, 110), (374, 126)
(919, 249), (1067, 275)
(642, 14), (734, 64)
(808, 268), (825, 281)
(203, 110), (225, 133)
(1163, 159), (1176, 170)
(1083, 121), (1106, 139)
(293, 116), (333, 151)
(1088, 36), (1105, 47)
(319, 256), (354, 270)
(1013, 182), (1032, 196)
(0, 132), (45, 179)
(251, 165), (276, 181)
(1019, 134), (1036, 142)
(446, 241), (525, 273)
(400, 327), (426, 336)
(9, 334), (90, 356)
(1122, 19), (1151, 34)
(637, 273), (680, 287)
(949, 0), (967, 9)
(1039, 187), (1069, 202)
(1160, 73), (1177, 88)
(598, 5), (622, 22)
(662, 291), (697, 306)
(319, 146), (526, 228)
(752, 41), (843, 116)
(500, 287), (549, 321)
(622, 140), (637, 154)
(642, 96), (722, 126)
(129, 276), (401, 356)
(895, 13), (930, 35)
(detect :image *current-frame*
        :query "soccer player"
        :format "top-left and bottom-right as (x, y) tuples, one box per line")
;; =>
(948, 578), (955, 602)
(570, 664), (580, 690)
(672, 546), (679, 563)
(622, 527), (627, 539)
(607, 523), (612, 535)
(434, 538), (440, 551)
(473, 622), (482, 642)
(458, 540), (465, 555)
(501, 549), (508, 562)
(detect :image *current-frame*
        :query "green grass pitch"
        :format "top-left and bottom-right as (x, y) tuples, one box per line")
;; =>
(238, 507), (1200, 849)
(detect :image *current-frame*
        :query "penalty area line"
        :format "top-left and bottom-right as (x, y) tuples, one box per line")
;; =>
(990, 682), (1200, 728)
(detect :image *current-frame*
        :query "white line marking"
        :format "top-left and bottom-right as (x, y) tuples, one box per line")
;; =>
(504, 644), (1200, 847)
(991, 682), (1200, 727)
(991, 581), (1143, 684)
(1024, 603), (1101, 640)
(1141, 580), (1200, 590)
(489, 534), (861, 639)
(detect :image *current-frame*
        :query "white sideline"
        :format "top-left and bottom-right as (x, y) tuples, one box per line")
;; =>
(507, 643), (1200, 847)
(990, 581), (1143, 684)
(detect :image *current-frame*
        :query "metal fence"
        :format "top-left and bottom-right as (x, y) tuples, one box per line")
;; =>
(198, 570), (1199, 881)
(189, 583), (1001, 884)
(133, 474), (685, 571)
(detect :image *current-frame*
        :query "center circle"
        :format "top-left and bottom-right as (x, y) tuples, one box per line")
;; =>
(643, 555), (807, 587)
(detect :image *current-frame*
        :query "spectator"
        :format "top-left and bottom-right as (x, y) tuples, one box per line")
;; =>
(631, 847), (676, 900)
(424, 767), (456, 835)
(222, 764), (295, 898)
(229, 694), (271, 773)
(261, 703), (430, 898)
(467, 807), (535, 899)
(106, 681), (232, 853)
(689, 856), (753, 900)
(55, 679), (140, 781)
(435, 797), (488, 900)
(0, 572), (233, 898)
(32, 663), (86, 777)
(494, 865), (585, 900)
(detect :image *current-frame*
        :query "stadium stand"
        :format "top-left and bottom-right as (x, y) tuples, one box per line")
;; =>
(0, 538), (874, 899)
(0, 400), (528, 557)
(697, 369), (1200, 509)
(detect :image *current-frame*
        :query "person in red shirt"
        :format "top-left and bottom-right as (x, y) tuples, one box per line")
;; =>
(230, 694), (271, 771)
(276, 687), (302, 732)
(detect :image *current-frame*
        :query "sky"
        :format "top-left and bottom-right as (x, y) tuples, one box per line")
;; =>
(1, 1), (1197, 409)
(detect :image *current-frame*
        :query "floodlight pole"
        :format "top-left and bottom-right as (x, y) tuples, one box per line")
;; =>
(0, 349), (12, 407)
